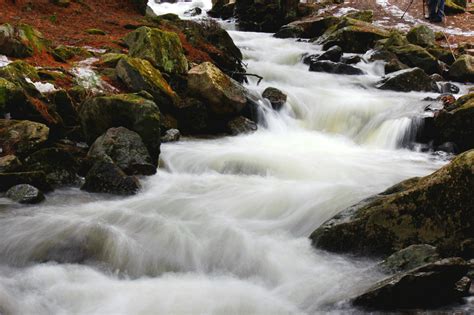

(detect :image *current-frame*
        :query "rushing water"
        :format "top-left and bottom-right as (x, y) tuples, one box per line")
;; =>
(0, 1), (466, 314)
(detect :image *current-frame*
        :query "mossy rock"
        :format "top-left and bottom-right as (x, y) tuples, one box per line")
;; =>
(311, 149), (474, 258)
(449, 55), (474, 82)
(98, 53), (127, 68)
(85, 29), (107, 36)
(406, 25), (435, 48)
(0, 23), (50, 58)
(52, 45), (92, 62)
(275, 16), (341, 39)
(124, 26), (188, 74)
(0, 78), (25, 116)
(79, 93), (161, 161)
(345, 10), (373, 23)
(116, 56), (179, 112)
(50, 0), (71, 7)
(0, 119), (49, 156)
(445, 0), (466, 14)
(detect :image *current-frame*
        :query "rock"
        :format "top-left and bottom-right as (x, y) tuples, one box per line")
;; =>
(123, 26), (188, 74)
(430, 73), (445, 82)
(380, 244), (440, 273)
(79, 93), (161, 161)
(208, 0), (236, 20)
(234, 0), (300, 32)
(49, 89), (78, 126)
(88, 127), (156, 175)
(0, 23), (49, 58)
(98, 53), (127, 68)
(438, 82), (460, 94)
(0, 171), (52, 192)
(445, 0), (466, 14)
(184, 7), (202, 16)
(0, 77), (27, 116)
(309, 60), (365, 75)
(52, 45), (92, 62)
(316, 18), (390, 53)
(6, 184), (45, 204)
(344, 10), (373, 23)
(116, 56), (179, 111)
(81, 158), (141, 195)
(449, 55), (474, 83)
(368, 49), (408, 74)
(455, 276), (472, 296)
(174, 97), (209, 134)
(406, 25), (436, 48)
(188, 62), (247, 116)
(161, 128), (181, 143)
(262, 87), (287, 110)
(0, 119), (49, 156)
(316, 45), (343, 62)
(227, 116), (258, 135)
(353, 258), (469, 310)
(0, 155), (22, 173)
(377, 32), (440, 74)
(310, 150), (474, 257)
(85, 29), (107, 35)
(132, 0), (149, 14)
(274, 16), (341, 39)
(376, 68), (436, 92)
(24, 147), (80, 187)
(341, 55), (362, 65)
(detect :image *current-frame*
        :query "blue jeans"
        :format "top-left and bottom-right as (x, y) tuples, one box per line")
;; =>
(429, 0), (445, 21)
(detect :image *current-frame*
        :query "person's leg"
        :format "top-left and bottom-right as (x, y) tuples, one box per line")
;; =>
(428, 0), (437, 19)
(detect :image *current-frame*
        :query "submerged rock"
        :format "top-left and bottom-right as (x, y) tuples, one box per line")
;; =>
(0, 119), (49, 156)
(6, 184), (45, 204)
(311, 149), (474, 257)
(188, 62), (247, 116)
(376, 68), (436, 92)
(79, 93), (161, 161)
(123, 26), (188, 74)
(309, 60), (365, 75)
(88, 127), (156, 175)
(227, 116), (258, 135)
(353, 258), (469, 310)
(81, 158), (141, 195)
(262, 87), (287, 110)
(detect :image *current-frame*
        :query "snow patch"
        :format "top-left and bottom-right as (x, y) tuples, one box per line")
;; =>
(0, 55), (11, 67)
(25, 78), (57, 94)
(71, 57), (116, 92)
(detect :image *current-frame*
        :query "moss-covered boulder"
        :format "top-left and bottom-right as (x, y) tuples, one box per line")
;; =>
(0, 78), (26, 116)
(0, 23), (49, 58)
(376, 68), (436, 92)
(124, 26), (188, 74)
(98, 53), (127, 68)
(52, 45), (92, 62)
(116, 56), (179, 111)
(345, 10), (373, 23)
(274, 16), (341, 39)
(406, 25), (435, 48)
(316, 18), (390, 53)
(87, 127), (156, 175)
(188, 62), (247, 116)
(445, 0), (466, 14)
(311, 149), (474, 258)
(0, 119), (49, 156)
(449, 55), (474, 83)
(79, 93), (161, 161)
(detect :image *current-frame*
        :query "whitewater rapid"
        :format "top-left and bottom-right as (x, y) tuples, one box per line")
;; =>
(0, 2), (462, 314)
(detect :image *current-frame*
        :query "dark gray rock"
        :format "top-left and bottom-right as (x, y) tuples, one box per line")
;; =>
(88, 127), (156, 176)
(309, 60), (365, 75)
(317, 46), (343, 62)
(438, 82), (460, 94)
(0, 155), (22, 173)
(380, 244), (440, 273)
(262, 87), (287, 110)
(341, 55), (362, 65)
(161, 128), (181, 143)
(6, 184), (45, 204)
(376, 68), (436, 92)
(227, 116), (258, 135)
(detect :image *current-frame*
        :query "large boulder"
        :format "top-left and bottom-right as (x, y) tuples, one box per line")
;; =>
(274, 16), (341, 39)
(345, 10), (373, 23)
(79, 93), (161, 161)
(0, 155), (22, 173)
(88, 127), (156, 175)
(449, 55), (474, 83)
(353, 258), (469, 310)
(380, 244), (440, 273)
(406, 25), (436, 48)
(116, 56), (179, 111)
(0, 24), (49, 58)
(81, 158), (141, 195)
(6, 184), (45, 204)
(311, 150), (474, 258)
(376, 68), (436, 92)
(0, 171), (52, 192)
(316, 18), (390, 53)
(262, 87), (287, 110)
(227, 116), (258, 135)
(309, 60), (365, 75)
(187, 62), (247, 116)
(0, 77), (26, 116)
(123, 26), (188, 74)
(234, 0), (300, 32)
(0, 119), (49, 156)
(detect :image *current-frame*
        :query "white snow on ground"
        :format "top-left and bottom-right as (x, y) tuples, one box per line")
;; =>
(334, 7), (358, 16)
(25, 78), (57, 94)
(71, 57), (116, 93)
(376, 0), (474, 36)
(0, 55), (11, 67)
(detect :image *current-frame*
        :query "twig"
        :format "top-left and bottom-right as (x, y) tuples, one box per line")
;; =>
(231, 72), (264, 85)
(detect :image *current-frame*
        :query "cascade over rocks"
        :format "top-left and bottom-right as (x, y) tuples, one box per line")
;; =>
(376, 68), (436, 92)
(309, 60), (365, 75)
(311, 150), (474, 258)
(81, 157), (141, 195)
(187, 62), (248, 116)
(88, 127), (156, 175)
(116, 56), (179, 111)
(353, 258), (470, 310)
(6, 184), (45, 204)
(79, 93), (161, 162)
(227, 116), (258, 135)
(0, 24), (49, 58)
(123, 26), (188, 74)
(0, 119), (49, 156)
(262, 87), (287, 110)
(274, 16), (341, 39)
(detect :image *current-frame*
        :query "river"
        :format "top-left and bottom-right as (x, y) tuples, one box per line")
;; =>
(0, 0), (464, 314)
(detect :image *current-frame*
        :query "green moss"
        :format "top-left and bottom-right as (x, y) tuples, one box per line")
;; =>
(85, 28), (107, 35)
(52, 45), (92, 62)
(99, 53), (127, 68)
